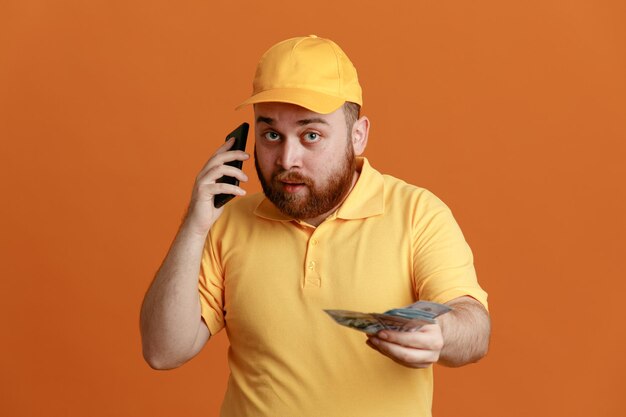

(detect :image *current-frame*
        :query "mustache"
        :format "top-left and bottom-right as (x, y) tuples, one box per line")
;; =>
(272, 170), (313, 186)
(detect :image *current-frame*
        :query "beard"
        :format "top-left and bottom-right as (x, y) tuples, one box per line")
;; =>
(255, 143), (357, 220)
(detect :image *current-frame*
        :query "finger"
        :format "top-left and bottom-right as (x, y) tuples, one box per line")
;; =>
(213, 149), (251, 165)
(216, 136), (236, 154)
(377, 325), (443, 350)
(372, 342), (435, 368)
(197, 143), (250, 177)
(199, 137), (239, 174)
(197, 157), (250, 185)
(365, 338), (380, 352)
(367, 334), (435, 368)
(368, 336), (439, 368)
(195, 182), (247, 200)
(197, 164), (249, 184)
(198, 151), (250, 179)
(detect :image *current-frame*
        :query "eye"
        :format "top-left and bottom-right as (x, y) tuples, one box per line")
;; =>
(263, 131), (280, 141)
(303, 132), (319, 142)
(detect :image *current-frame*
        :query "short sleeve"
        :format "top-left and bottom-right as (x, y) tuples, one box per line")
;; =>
(411, 191), (488, 310)
(198, 229), (226, 335)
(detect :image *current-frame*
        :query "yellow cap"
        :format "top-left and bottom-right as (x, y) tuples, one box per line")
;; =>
(237, 35), (362, 114)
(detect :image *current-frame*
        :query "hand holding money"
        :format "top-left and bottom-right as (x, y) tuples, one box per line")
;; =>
(365, 324), (444, 368)
(324, 301), (451, 334)
(325, 301), (451, 369)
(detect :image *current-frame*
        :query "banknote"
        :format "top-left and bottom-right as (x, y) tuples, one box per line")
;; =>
(324, 301), (452, 334)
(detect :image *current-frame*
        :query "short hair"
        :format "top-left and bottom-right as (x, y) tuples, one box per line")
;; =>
(343, 102), (361, 132)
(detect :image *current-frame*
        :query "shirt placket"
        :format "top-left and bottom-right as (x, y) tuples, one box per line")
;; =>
(300, 224), (322, 288)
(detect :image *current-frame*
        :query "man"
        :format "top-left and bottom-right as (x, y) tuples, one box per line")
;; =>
(140, 35), (490, 417)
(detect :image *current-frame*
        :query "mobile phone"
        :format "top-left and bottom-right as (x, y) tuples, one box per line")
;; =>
(214, 122), (249, 208)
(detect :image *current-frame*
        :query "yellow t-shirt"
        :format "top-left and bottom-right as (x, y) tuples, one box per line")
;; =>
(199, 157), (488, 417)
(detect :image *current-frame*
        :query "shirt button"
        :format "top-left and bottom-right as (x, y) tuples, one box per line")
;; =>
(311, 239), (318, 246)
(308, 261), (316, 269)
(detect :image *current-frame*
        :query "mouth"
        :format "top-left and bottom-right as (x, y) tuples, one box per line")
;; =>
(280, 180), (306, 193)
(273, 171), (311, 194)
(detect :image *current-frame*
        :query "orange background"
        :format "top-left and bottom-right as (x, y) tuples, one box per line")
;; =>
(1, 1), (625, 416)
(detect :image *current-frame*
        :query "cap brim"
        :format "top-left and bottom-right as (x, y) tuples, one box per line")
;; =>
(236, 88), (346, 114)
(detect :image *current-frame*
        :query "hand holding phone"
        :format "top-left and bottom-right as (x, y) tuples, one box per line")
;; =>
(214, 123), (249, 208)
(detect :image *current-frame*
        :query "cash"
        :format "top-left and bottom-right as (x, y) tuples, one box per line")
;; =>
(324, 301), (452, 334)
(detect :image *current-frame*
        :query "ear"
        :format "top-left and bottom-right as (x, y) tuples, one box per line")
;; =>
(351, 116), (370, 155)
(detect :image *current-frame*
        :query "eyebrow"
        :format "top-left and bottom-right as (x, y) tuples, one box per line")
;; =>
(297, 118), (329, 126)
(256, 116), (274, 125)
(255, 116), (330, 126)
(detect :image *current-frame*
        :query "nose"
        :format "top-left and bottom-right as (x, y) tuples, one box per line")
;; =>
(277, 138), (304, 170)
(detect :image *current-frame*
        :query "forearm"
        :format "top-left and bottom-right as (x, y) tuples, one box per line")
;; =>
(140, 220), (210, 369)
(140, 140), (248, 369)
(438, 296), (491, 367)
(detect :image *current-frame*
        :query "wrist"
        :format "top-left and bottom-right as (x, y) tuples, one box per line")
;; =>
(179, 214), (212, 240)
